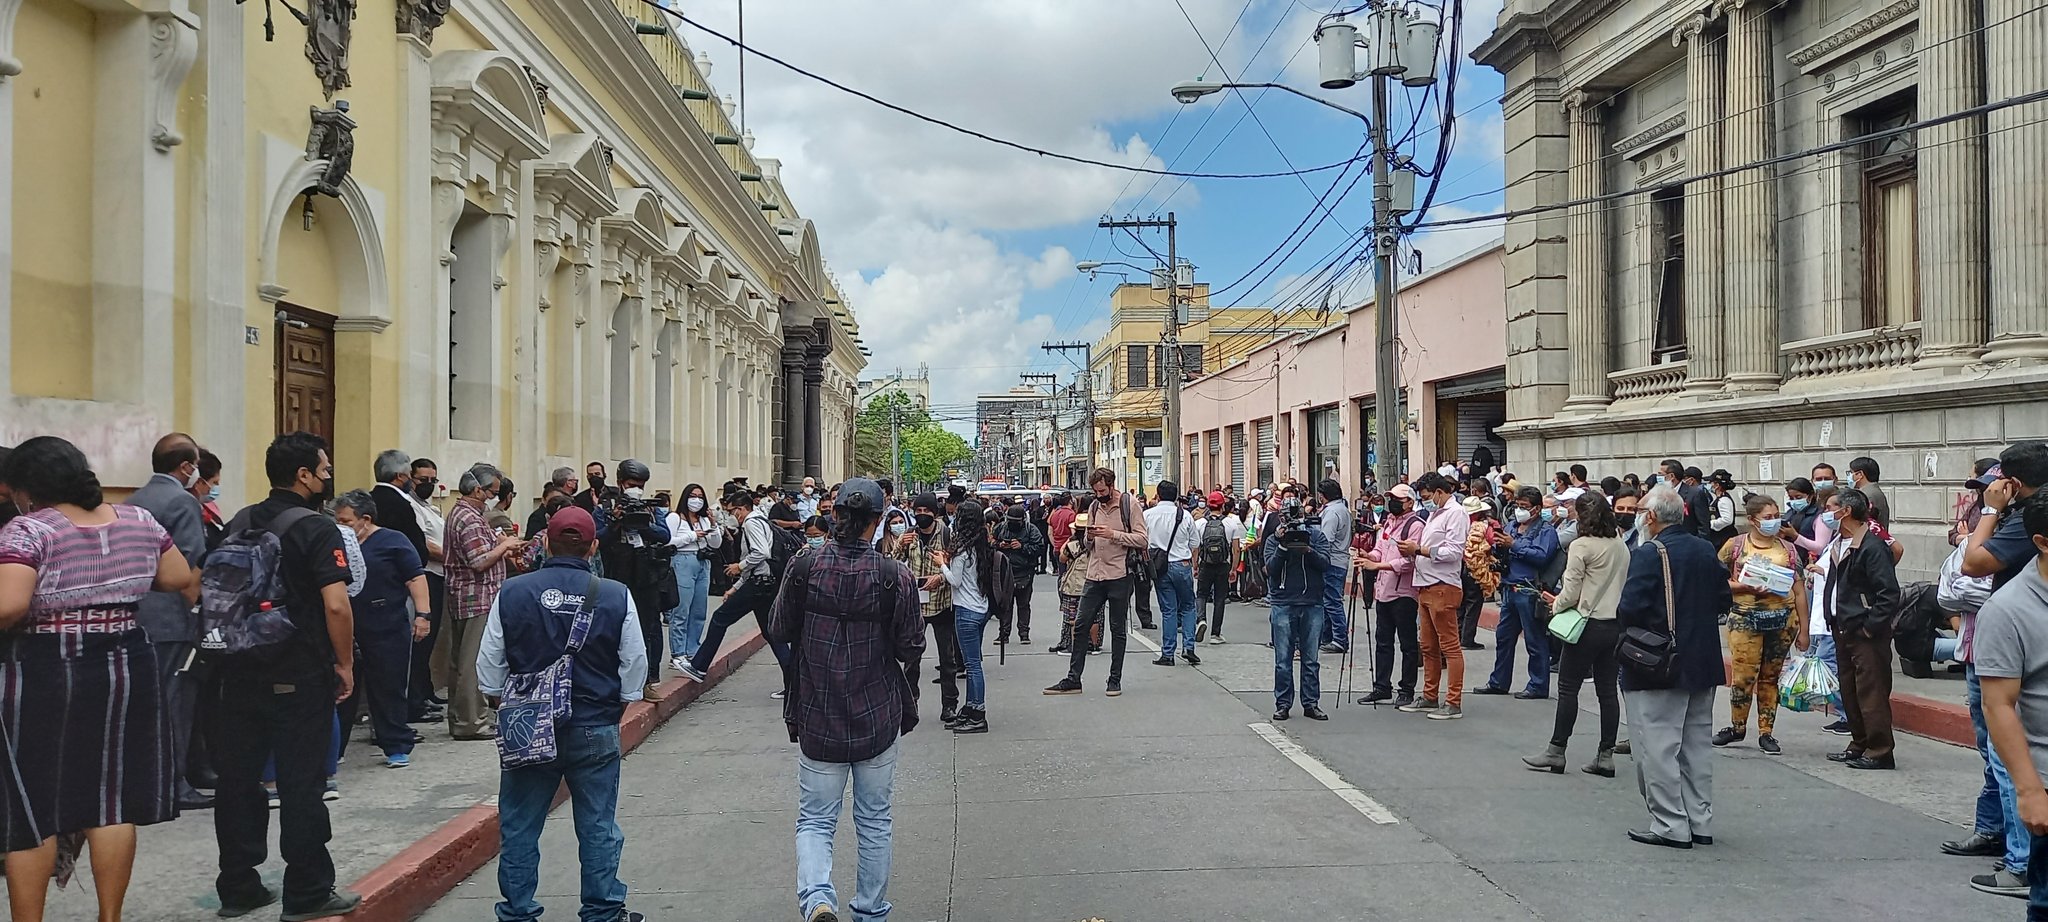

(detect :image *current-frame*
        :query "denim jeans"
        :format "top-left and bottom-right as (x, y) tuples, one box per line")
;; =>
(1969, 667), (2032, 872)
(1156, 562), (1199, 656)
(667, 553), (711, 660)
(955, 606), (990, 710)
(2030, 831), (2048, 921)
(496, 724), (627, 922)
(1319, 563), (1349, 648)
(1488, 588), (1551, 696)
(798, 740), (901, 922)
(1272, 602), (1324, 711)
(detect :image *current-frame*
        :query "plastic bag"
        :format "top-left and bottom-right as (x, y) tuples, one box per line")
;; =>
(1778, 651), (1838, 713)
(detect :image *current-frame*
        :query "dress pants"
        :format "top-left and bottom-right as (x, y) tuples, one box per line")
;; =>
(1458, 573), (1486, 646)
(1416, 583), (1465, 707)
(1370, 596), (1420, 697)
(211, 671), (338, 914)
(444, 614), (492, 738)
(411, 571), (447, 715)
(1067, 575), (1132, 683)
(155, 639), (201, 799)
(1833, 626), (1896, 761)
(1625, 687), (1715, 843)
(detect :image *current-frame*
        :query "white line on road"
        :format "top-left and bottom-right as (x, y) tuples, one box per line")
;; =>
(1132, 630), (1160, 653)
(1247, 722), (1400, 825)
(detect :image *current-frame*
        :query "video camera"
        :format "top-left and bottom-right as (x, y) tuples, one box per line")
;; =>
(1275, 496), (1318, 552)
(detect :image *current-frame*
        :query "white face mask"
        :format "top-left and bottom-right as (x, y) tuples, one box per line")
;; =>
(1514, 508), (1533, 524)
(180, 464), (202, 490)
(889, 521), (909, 536)
(803, 486), (815, 496)
(624, 487), (645, 500)
(686, 497), (705, 512)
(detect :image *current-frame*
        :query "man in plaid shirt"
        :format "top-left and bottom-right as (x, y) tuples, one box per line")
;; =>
(442, 462), (526, 740)
(767, 479), (925, 922)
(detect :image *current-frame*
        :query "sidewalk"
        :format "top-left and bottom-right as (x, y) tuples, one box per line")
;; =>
(35, 627), (765, 922)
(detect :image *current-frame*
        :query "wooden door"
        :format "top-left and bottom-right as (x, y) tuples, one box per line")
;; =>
(275, 305), (336, 444)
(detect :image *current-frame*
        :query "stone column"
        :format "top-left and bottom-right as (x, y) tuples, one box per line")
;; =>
(1915, 0), (1990, 366)
(1562, 90), (1610, 412)
(803, 336), (829, 483)
(1676, 12), (1726, 393)
(1985, 0), (2048, 361)
(781, 339), (807, 488)
(1718, 0), (1780, 391)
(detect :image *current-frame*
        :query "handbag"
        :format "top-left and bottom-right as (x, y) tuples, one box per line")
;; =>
(1146, 506), (1185, 581)
(1546, 539), (1623, 644)
(1618, 539), (1680, 683)
(496, 572), (601, 770)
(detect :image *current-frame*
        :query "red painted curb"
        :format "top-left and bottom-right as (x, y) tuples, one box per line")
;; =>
(314, 627), (770, 922)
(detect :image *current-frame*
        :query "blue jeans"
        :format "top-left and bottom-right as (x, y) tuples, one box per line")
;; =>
(2030, 832), (2048, 921)
(1156, 562), (1199, 656)
(1969, 667), (2033, 871)
(1272, 602), (1324, 711)
(1488, 588), (1551, 696)
(798, 740), (900, 922)
(1320, 563), (1349, 648)
(667, 554), (711, 660)
(955, 607), (990, 710)
(495, 724), (627, 922)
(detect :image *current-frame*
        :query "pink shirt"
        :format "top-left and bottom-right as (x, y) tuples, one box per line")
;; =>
(1369, 512), (1424, 601)
(1413, 503), (1472, 589)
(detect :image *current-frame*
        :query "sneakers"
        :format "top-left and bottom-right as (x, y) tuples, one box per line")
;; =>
(323, 780), (339, 802)
(951, 708), (989, 734)
(1712, 726), (1746, 747)
(808, 901), (842, 922)
(1048, 644), (1071, 655)
(1208, 634), (1227, 645)
(1152, 656), (1175, 666)
(1822, 719), (1850, 735)
(1391, 693), (1416, 709)
(1044, 677), (1084, 695)
(642, 683), (666, 703)
(384, 752), (410, 769)
(770, 689), (786, 700)
(279, 889), (361, 922)
(1427, 705), (1464, 720)
(1758, 734), (1781, 755)
(217, 887), (280, 918)
(669, 655), (689, 674)
(1194, 620), (1209, 643)
(1397, 698), (1439, 713)
(265, 786), (280, 810)
(1105, 680), (1122, 697)
(1320, 642), (1347, 654)
(676, 660), (709, 683)
(1971, 868), (2028, 898)
(1358, 688), (1393, 705)
(1182, 649), (1202, 666)
(941, 705), (960, 727)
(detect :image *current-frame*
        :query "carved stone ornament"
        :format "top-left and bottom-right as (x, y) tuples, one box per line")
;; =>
(304, 0), (355, 99)
(395, 0), (450, 44)
(304, 102), (357, 198)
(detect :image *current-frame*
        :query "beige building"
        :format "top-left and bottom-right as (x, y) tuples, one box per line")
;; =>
(0, 0), (863, 501)
(1476, 0), (2048, 572)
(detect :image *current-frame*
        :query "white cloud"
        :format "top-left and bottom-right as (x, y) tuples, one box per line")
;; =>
(1027, 246), (1076, 290)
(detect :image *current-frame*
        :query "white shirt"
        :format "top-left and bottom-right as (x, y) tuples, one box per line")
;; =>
(945, 551), (988, 613)
(665, 511), (722, 554)
(1144, 502), (1199, 563)
(1558, 486), (1586, 503)
(408, 493), (446, 577)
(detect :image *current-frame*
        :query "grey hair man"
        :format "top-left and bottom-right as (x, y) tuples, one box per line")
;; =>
(442, 461), (526, 739)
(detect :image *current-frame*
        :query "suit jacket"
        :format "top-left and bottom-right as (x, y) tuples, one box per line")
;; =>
(128, 473), (207, 643)
(1822, 529), (1900, 636)
(373, 482), (429, 564)
(1616, 529), (1732, 691)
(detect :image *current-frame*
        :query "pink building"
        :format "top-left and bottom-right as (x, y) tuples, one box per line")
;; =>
(1179, 240), (1507, 493)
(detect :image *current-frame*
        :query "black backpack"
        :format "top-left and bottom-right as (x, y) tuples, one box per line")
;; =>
(1198, 518), (1232, 571)
(767, 522), (804, 580)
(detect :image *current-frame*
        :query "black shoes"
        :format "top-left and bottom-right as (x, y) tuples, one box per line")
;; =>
(1273, 708), (1291, 721)
(1048, 644), (1070, 654)
(1105, 680), (1122, 697)
(1692, 835), (1715, 846)
(1826, 749), (1863, 763)
(1943, 831), (2006, 857)
(1152, 657), (1175, 667)
(217, 888), (280, 919)
(1626, 829), (1693, 850)
(1758, 734), (1781, 755)
(1512, 690), (1547, 700)
(1712, 727), (1746, 747)
(1358, 688), (1393, 705)
(1473, 686), (1510, 696)
(1182, 649), (1202, 666)
(1018, 633), (1030, 646)
(1822, 719), (1851, 735)
(1303, 706), (1328, 721)
(940, 706), (959, 727)
(1462, 641), (1485, 650)
(951, 708), (989, 734)
(1845, 756), (1896, 770)
(279, 889), (361, 922)
(177, 791), (216, 811)
(1044, 677), (1083, 695)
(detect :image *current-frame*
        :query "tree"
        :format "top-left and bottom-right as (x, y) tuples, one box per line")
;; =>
(902, 426), (971, 485)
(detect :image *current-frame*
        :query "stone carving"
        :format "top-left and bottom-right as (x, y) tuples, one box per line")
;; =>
(148, 12), (199, 151)
(303, 102), (356, 198)
(1787, 0), (1918, 67)
(304, 0), (355, 99)
(395, 0), (450, 44)
(1614, 112), (1686, 154)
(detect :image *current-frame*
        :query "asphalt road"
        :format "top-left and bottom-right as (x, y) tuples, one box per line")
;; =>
(418, 583), (2013, 921)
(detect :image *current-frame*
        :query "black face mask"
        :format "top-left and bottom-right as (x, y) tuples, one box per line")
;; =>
(413, 480), (436, 501)
(1615, 513), (1637, 531)
(588, 475), (606, 491)
(915, 513), (936, 531)
(1385, 497), (1405, 516)
(316, 476), (335, 504)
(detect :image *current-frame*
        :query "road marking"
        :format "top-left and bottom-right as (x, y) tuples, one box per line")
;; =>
(1247, 721), (1400, 825)
(1132, 630), (1160, 653)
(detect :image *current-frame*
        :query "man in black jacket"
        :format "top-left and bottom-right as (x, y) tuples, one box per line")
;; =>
(993, 504), (1044, 645)
(369, 449), (436, 723)
(1825, 488), (1903, 770)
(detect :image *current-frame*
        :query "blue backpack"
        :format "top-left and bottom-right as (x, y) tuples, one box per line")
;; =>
(199, 506), (318, 660)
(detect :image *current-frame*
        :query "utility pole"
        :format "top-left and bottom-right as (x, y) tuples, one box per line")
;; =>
(889, 401), (902, 492)
(1370, 56), (1401, 491)
(1042, 340), (1096, 483)
(1097, 213), (1183, 485)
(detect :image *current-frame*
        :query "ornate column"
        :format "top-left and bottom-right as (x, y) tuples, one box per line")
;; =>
(1915, 0), (1990, 366)
(1676, 12), (1726, 393)
(1562, 90), (1610, 412)
(804, 325), (829, 483)
(1985, 0), (2048, 361)
(781, 337), (808, 488)
(1718, 0), (1780, 391)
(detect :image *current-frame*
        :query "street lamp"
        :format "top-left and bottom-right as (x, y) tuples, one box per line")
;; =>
(1168, 80), (1371, 124)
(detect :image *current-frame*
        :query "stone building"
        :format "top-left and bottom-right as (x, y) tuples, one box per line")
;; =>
(1475, 0), (2048, 573)
(0, 0), (863, 501)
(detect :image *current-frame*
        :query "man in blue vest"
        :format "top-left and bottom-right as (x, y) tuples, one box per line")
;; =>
(478, 506), (649, 922)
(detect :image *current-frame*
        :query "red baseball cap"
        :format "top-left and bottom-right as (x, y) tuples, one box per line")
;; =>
(1207, 491), (1227, 508)
(546, 506), (597, 544)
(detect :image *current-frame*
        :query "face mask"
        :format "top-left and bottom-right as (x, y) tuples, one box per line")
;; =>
(316, 476), (335, 503)
(686, 497), (705, 512)
(414, 480), (436, 501)
(1813, 479), (1835, 491)
(1538, 508), (1555, 523)
(889, 521), (909, 536)
(180, 465), (202, 490)
(915, 513), (936, 530)
(624, 487), (645, 500)
(1820, 511), (1839, 530)
(588, 475), (607, 491)
(806, 536), (826, 548)
(1514, 508), (1533, 524)
(803, 486), (815, 496)
(1648, 474), (1661, 486)
(1373, 505), (1387, 517)
(1419, 499), (1438, 514)
(1758, 518), (1783, 536)
(1786, 498), (1809, 512)
(1615, 513), (1637, 531)
(207, 484), (221, 504)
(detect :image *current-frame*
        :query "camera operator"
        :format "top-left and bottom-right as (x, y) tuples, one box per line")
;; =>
(594, 459), (673, 700)
(1265, 494), (1332, 720)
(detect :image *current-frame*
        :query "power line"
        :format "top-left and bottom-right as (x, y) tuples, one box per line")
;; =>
(643, 0), (1372, 180)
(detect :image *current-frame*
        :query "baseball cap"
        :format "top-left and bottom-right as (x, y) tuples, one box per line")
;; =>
(546, 506), (596, 544)
(837, 477), (885, 512)
(1966, 458), (2002, 490)
(1207, 490), (1226, 508)
(1388, 484), (1416, 500)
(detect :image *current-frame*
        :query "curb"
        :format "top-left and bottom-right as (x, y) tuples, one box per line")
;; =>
(1473, 606), (1971, 748)
(315, 627), (770, 922)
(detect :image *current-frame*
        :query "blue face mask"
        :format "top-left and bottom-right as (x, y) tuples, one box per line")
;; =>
(1785, 498), (1809, 512)
(1373, 506), (1387, 517)
(806, 535), (826, 548)
(1419, 500), (1438, 514)
(1757, 518), (1783, 537)
(207, 485), (221, 503)
(1538, 507), (1555, 523)
(1814, 479), (1836, 491)
(1648, 474), (1661, 486)
(1820, 511), (1839, 530)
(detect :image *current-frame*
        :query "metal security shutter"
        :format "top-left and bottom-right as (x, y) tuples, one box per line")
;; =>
(1454, 399), (1507, 466)
(1229, 425), (1246, 492)
(1256, 419), (1276, 487)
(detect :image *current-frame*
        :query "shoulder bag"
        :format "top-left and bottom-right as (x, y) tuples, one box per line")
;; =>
(1546, 543), (1622, 645)
(1617, 539), (1680, 684)
(1146, 506), (1185, 581)
(497, 572), (601, 769)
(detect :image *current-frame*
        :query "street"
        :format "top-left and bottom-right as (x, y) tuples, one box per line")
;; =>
(417, 583), (2006, 921)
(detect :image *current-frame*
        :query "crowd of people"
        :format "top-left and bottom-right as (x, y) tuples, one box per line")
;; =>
(10, 426), (2048, 921)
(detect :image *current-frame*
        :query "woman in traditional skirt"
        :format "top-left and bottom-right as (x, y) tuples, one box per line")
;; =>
(0, 436), (195, 922)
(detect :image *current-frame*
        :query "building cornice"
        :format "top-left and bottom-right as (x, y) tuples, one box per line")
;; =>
(1787, 0), (1918, 69)
(1613, 112), (1686, 154)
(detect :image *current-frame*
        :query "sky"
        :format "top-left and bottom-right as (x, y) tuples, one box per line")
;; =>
(679, 0), (1511, 435)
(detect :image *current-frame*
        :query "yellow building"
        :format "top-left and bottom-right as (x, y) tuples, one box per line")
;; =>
(0, 0), (864, 501)
(1087, 282), (1329, 491)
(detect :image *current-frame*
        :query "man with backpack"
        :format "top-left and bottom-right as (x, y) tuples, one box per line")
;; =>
(1045, 468), (1149, 696)
(207, 432), (361, 921)
(678, 489), (796, 684)
(476, 505), (648, 922)
(1194, 491), (1242, 645)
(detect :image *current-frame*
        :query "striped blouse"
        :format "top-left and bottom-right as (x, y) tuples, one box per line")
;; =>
(0, 505), (172, 633)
